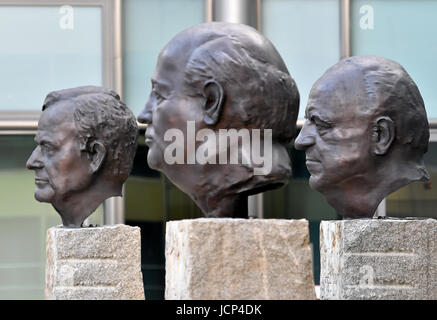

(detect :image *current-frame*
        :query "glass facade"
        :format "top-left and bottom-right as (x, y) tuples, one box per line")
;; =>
(122, 0), (204, 115)
(262, 0), (340, 119)
(0, 0), (436, 299)
(0, 6), (102, 111)
(351, 0), (437, 119)
(387, 143), (437, 217)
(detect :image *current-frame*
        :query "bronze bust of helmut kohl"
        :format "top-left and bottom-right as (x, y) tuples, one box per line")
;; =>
(137, 22), (300, 218)
(26, 86), (138, 227)
(295, 55), (429, 218)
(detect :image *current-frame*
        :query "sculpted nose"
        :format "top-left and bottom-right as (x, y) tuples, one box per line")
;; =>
(137, 99), (153, 125)
(294, 121), (316, 150)
(26, 147), (43, 170)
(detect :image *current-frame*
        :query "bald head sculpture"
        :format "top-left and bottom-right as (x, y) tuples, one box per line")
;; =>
(295, 55), (429, 218)
(138, 22), (299, 218)
(27, 86), (138, 227)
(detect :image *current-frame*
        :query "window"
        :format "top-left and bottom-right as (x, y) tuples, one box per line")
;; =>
(386, 142), (437, 217)
(122, 0), (205, 115)
(262, 0), (341, 119)
(0, 0), (112, 299)
(351, 0), (437, 119)
(0, 4), (104, 113)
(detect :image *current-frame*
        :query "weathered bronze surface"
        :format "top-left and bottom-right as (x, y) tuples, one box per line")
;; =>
(295, 55), (429, 218)
(27, 86), (138, 227)
(138, 22), (299, 218)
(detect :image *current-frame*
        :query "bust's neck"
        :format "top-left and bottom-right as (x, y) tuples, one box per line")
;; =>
(323, 155), (429, 218)
(198, 194), (249, 218)
(52, 179), (122, 227)
(171, 142), (291, 218)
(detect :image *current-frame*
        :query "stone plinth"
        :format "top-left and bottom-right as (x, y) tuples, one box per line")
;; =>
(320, 218), (436, 300)
(46, 224), (145, 300)
(165, 218), (316, 300)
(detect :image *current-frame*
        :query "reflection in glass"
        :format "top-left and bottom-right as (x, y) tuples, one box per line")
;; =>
(262, 0), (340, 119)
(0, 6), (102, 111)
(387, 142), (437, 218)
(351, 0), (437, 118)
(122, 0), (204, 115)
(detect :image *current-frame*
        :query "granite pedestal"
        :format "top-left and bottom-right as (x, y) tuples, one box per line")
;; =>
(46, 224), (145, 300)
(320, 218), (436, 300)
(165, 218), (316, 300)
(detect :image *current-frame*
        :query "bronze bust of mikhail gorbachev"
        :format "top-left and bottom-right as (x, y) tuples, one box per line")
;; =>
(137, 22), (300, 218)
(27, 86), (138, 227)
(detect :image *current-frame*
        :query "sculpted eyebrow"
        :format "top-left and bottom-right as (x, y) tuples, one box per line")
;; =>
(313, 114), (332, 125)
(34, 135), (46, 144)
(151, 79), (171, 96)
(306, 108), (332, 124)
(36, 137), (57, 147)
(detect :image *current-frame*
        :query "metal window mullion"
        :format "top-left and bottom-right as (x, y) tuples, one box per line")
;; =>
(103, 0), (124, 225)
(340, 0), (351, 59)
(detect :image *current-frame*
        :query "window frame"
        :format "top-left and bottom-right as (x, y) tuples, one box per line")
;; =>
(344, 0), (437, 128)
(0, 0), (118, 134)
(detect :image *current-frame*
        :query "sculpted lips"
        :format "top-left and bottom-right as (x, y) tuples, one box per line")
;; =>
(35, 177), (49, 185)
(145, 130), (154, 147)
(305, 156), (321, 173)
(305, 155), (320, 163)
(306, 160), (320, 165)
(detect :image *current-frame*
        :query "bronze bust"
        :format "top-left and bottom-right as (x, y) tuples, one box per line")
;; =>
(27, 86), (138, 227)
(137, 22), (300, 218)
(295, 55), (429, 218)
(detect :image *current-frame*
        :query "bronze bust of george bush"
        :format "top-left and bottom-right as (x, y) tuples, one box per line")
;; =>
(27, 86), (138, 227)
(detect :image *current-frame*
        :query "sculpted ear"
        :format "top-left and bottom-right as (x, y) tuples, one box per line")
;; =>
(372, 116), (395, 155)
(88, 141), (106, 174)
(203, 80), (225, 126)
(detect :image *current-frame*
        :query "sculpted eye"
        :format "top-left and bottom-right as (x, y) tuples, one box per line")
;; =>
(40, 142), (55, 155)
(152, 88), (166, 104)
(311, 116), (331, 133)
